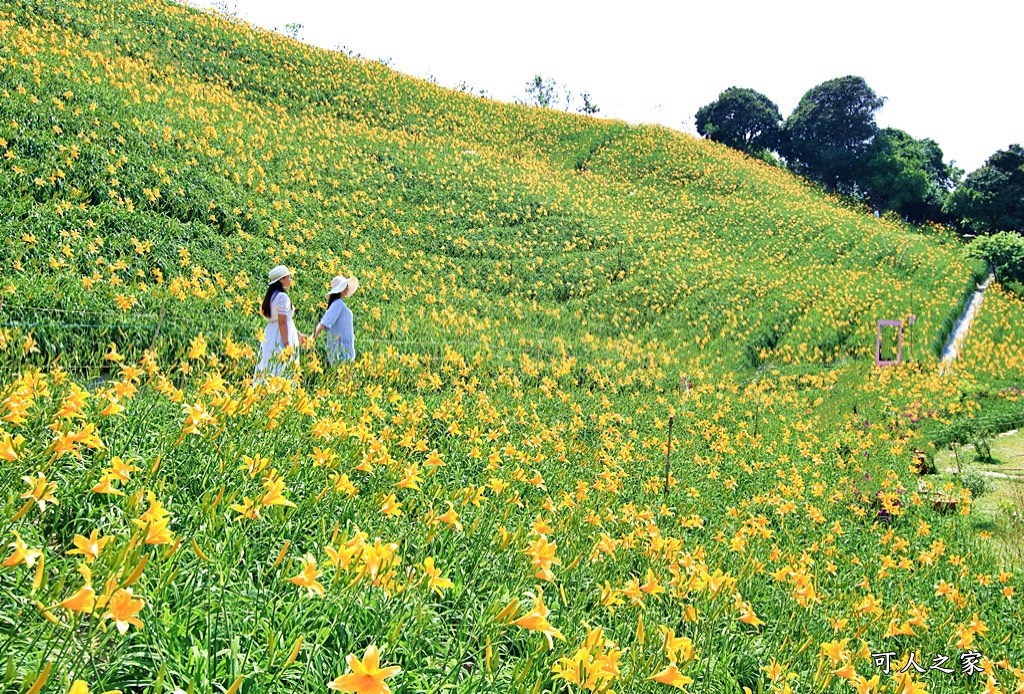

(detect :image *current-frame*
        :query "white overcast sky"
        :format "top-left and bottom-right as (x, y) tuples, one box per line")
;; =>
(189, 0), (1022, 173)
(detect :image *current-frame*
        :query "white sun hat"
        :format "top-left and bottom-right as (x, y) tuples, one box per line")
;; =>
(268, 264), (292, 284)
(327, 275), (359, 298)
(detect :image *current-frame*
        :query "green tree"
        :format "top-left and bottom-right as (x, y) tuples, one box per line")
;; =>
(578, 92), (600, 115)
(211, 0), (239, 18)
(694, 87), (782, 155)
(455, 81), (490, 98)
(944, 144), (1024, 233)
(524, 75), (558, 108)
(864, 128), (961, 222)
(781, 76), (885, 192)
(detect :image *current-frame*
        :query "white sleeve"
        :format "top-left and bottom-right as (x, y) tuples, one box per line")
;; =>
(271, 292), (291, 317)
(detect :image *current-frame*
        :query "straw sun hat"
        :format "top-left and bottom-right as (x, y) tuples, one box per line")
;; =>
(267, 264), (292, 284)
(327, 275), (359, 298)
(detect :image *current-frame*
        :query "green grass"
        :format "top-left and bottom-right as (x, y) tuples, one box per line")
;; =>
(0, 1), (1022, 692)
(933, 430), (1024, 566)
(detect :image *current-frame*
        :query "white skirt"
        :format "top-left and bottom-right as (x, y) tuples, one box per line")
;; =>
(255, 319), (300, 379)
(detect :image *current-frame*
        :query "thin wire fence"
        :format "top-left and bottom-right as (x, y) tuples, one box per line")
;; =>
(0, 304), (579, 372)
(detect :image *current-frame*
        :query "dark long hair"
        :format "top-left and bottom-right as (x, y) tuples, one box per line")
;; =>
(326, 292), (343, 310)
(261, 280), (286, 318)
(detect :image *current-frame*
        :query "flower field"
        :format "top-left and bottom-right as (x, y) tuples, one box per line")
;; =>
(954, 286), (1024, 391)
(0, 1), (1022, 692)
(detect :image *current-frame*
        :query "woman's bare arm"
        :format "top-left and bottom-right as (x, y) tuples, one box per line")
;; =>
(278, 314), (290, 347)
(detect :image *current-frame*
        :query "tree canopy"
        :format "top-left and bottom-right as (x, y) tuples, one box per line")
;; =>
(687, 74), (1021, 235)
(524, 75), (557, 109)
(781, 76), (885, 193)
(966, 231), (1024, 284)
(944, 144), (1024, 233)
(863, 128), (960, 222)
(694, 87), (782, 155)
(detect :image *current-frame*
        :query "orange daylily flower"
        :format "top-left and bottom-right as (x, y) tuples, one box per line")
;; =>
(261, 475), (297, 508)
(658, 626), (694, 664)
(327, 644), (401, 694)
(0, 430), (24, 460)
(512, 588), (564, 648)
(108, 457), (141, 483)
(91, 473), (125, 496)
(21, 472), (59, 513)
(649, 662), (693, 689)
(380, 493), (402, 518)
(288, 553), (325, 597)
(67, 529), (111, 563)
(421, 556), (453, 596)
(102, 588), (145, 634)
(230, 497), (261, 520)
(3, 531), (43, 568)
(58, 565), (97, 614)
(436, 503), (462, 532)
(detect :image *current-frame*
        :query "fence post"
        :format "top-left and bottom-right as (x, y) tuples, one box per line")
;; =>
(150, 307), (166, 350)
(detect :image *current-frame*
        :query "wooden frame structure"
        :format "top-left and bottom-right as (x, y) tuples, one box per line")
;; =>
(876, 319), (903, 366)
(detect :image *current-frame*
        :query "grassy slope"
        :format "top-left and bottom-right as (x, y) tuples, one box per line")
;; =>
(0, 0), (983, 371)
(0, 1), (1022, 693)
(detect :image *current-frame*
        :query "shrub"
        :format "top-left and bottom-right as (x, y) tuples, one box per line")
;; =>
(960, 470), (989, 498)
(966, 231), (1024, 283)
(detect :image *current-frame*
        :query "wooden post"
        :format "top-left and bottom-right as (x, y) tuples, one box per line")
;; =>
(150, 307), (166, 351)
(664, 415), (675, 495)
(908, 314), (916, 363)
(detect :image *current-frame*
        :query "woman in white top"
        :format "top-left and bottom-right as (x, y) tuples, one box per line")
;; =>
(311, 275), (358, 365)
(254, 264), (306, 380)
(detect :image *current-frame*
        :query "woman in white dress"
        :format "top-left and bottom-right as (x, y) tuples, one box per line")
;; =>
(254, 264), (306, 380)
(311, 275), (359, 365)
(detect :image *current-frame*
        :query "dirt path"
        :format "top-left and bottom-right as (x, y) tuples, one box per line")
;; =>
(936, 429), (1024, 480)
(942, 466), (1024, 480)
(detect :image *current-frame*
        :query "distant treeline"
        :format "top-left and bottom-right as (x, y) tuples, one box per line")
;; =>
(695, 77), (1023, 237)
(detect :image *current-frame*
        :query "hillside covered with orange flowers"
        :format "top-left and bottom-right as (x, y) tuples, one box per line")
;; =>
(0, 1), (1022, 693)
